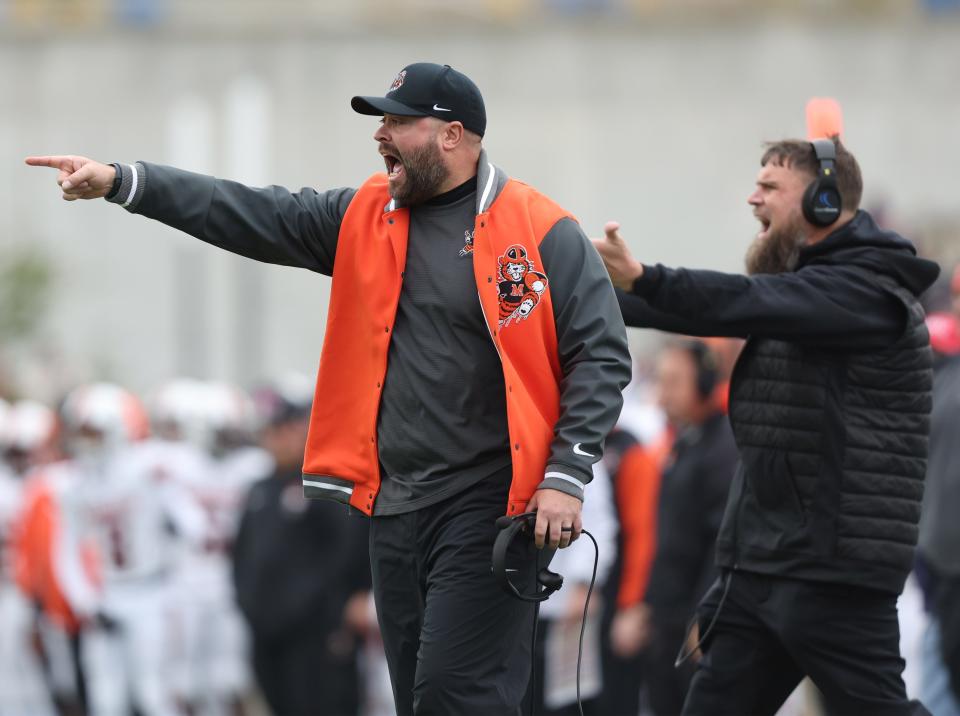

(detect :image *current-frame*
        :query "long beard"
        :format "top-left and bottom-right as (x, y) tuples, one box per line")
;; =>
(389, 142), (449, 206)
(745, 216), (806, 275)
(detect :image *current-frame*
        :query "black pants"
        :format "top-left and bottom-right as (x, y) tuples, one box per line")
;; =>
(252, 627), (361, 716)
(369, 472), (538, 716)
(683, 571), (929, 716)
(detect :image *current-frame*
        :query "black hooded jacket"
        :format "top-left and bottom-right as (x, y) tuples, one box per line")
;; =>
(619, 211), (939, 593)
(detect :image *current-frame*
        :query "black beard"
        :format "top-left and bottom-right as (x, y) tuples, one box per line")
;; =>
(389, 142), (449, 206)
(745, 218), (805, 275)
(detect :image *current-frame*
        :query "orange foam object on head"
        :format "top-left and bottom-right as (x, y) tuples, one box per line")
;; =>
(806, 97), (844, 140)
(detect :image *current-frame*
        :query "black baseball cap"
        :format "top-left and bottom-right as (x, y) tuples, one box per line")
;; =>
(352, 63), (487, 138)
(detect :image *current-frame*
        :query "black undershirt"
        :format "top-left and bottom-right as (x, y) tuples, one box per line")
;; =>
(423, 175), (478, 207)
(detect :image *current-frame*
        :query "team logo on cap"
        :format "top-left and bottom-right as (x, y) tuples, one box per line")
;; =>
(497, 244), (548, 327)
(388, 70), (407, 93)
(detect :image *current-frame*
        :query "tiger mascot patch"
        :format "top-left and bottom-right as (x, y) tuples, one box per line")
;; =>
(497, 244), (548, 327)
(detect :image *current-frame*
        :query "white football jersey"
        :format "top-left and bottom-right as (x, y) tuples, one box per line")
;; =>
(175, 446), (272, 585)
(57, 441), (208, 616)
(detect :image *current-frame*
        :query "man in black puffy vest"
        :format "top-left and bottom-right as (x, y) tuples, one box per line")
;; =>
(593, 137), (939, 715)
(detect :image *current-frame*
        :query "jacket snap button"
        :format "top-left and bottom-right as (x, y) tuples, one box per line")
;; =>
(376, 382), (381, 388)
(487, 276), (492, 283)
(388, 218), (394, 225)
(514, 443), (520, 451)
(384, 326), (389, 333)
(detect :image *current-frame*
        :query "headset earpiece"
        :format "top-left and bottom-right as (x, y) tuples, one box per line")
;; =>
(802, 138), (842, 227)
(537, 568), (564, 592)
(681, 340), (719, 400)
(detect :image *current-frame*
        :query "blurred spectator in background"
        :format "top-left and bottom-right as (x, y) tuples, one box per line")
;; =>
(923, 265), (960, 366)
(916, 265), (960, 715)
(232, 382), (372, 716)
(633, 340), (738, 714)
(598, 422), (664, 716)
(701, 337), (744, 413)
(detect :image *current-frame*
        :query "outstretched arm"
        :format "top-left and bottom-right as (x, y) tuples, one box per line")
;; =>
(592, 221), (906, 348)
(26, 155), (354, 276)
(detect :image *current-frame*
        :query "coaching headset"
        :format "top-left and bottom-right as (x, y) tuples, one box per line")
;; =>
(801, 138), (842, 227)
(492, 512), (564, 602)
(493, 511), (600, 716)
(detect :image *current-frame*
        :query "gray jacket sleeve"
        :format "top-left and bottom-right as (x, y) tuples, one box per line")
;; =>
(537, 217), (632, 500)
(107, 162), (355, 276)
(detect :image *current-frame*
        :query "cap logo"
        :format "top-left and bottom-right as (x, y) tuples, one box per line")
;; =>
(387, 70), (407, 93)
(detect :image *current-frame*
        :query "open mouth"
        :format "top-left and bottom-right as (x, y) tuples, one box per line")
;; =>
(755, 215), (771, 239)
(381, 151), (404, 181)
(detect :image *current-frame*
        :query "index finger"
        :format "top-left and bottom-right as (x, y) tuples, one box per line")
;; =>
(25, 156), (72, 169)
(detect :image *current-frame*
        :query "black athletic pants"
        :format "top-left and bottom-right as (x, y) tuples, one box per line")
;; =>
(369, 470), (538, 716)
(683, 570), (930, 716)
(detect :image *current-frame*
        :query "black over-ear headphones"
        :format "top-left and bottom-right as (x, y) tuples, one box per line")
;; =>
(802, 138), (842, 227)
(680, 340), (719, 400)
(492, 513), (563, 602)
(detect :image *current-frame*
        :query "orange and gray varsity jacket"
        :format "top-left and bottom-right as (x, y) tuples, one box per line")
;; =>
(110, 152), (631, 516)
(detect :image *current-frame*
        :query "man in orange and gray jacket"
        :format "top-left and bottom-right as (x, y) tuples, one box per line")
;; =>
(27, 62), (631, 715)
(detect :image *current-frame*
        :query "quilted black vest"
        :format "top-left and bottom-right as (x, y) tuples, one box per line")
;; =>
(715, 277), (933, 594)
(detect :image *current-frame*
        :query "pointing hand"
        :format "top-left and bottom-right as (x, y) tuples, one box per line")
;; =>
(25, 155), (116, 201)
(591, 221), (644, 291)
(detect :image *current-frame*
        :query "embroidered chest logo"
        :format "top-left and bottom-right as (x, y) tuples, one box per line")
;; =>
(458, 229), (475, 257)
(388, 70), (407, 93)
(497, 244), (548, 327)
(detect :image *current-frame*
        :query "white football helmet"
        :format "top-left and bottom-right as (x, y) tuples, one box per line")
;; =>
(201, 381), (257, 456)
(5, 399), (59, 476)
(62, 383), (148, 467)
(149, 378), (209, 444)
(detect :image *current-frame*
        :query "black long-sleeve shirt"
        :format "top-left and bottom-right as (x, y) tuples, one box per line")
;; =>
(617, 211), (938, 348)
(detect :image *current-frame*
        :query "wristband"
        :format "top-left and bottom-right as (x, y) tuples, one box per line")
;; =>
(106, 163), (122, 200)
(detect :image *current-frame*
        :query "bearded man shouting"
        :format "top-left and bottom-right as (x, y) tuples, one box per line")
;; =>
(593, 137), (937, 716)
